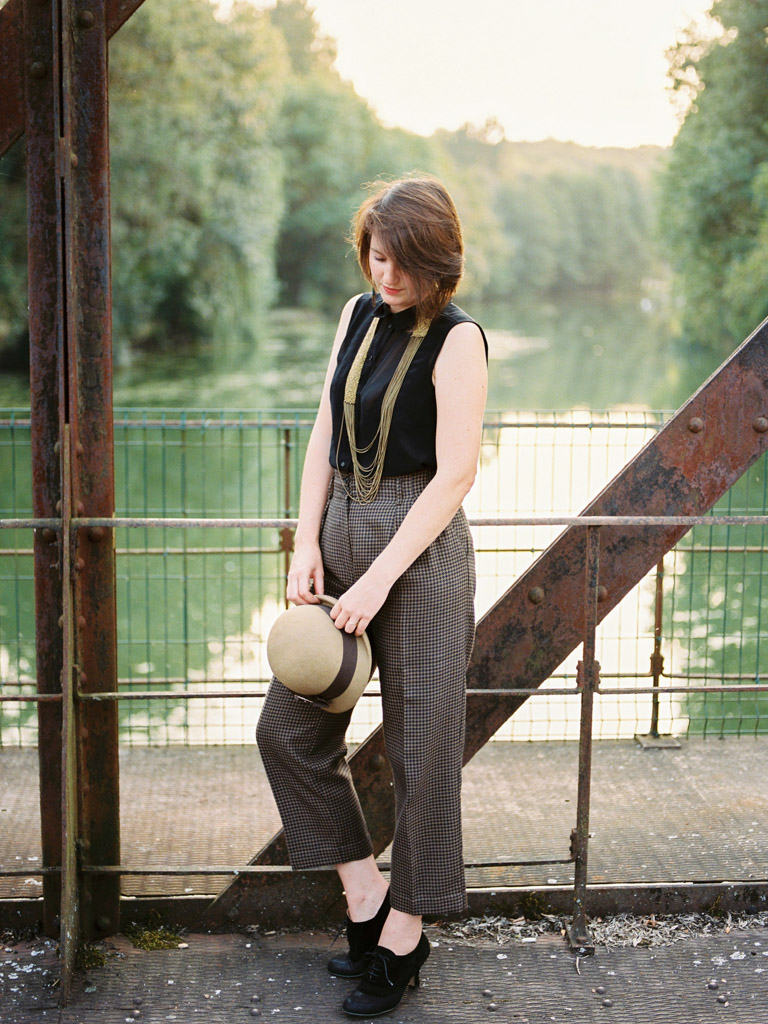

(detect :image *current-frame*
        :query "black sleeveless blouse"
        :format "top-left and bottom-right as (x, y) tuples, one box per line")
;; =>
(329, 293), (488, 477)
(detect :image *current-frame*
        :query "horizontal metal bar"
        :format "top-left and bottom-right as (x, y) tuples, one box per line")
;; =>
(0, 693), (62, 703)
(0, 519), (60, 530)
(3, 515), (767, 533)
(0, 417), (315, 429)
(73, 515), (768, 529)
(78, 687), (580, 701)
(0, 416), (667, 430)
(80, 858), (573, 876)
(0, 546), (283, 557)
(0, 867), (61, 876)
(663, 672), (767, 682)
(596, 683), (767, 695)
(76, 517), (299, 529)
(79, 690), (271, 701)
(677, 546), (768, 554)
(8, 539), (759, 557)
(73, 681), (768, 702)
(120, 546), (281, 557)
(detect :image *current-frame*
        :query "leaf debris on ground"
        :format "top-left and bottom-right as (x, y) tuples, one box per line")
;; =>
(438, 911), (768, 948)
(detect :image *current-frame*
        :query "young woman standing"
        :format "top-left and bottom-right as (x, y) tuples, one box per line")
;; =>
(257, 175), (487, 1017)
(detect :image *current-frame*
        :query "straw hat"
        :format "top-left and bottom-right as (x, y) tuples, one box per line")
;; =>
(266, 596), (374, 713)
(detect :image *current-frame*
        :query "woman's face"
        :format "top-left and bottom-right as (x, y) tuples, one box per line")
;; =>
(369, 232), (418, 313)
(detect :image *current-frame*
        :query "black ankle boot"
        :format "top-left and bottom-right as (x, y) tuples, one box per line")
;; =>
(342, 932), (430, 1017)
(327, 890), (391, 978)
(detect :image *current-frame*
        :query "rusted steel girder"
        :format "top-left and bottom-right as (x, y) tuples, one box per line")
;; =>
(0, 0), (25, 155)
(0, 0), (145, 156)
(23, 0), (65, 937)
(59, 0), (121, 944)
(207, 316), (768, 930)
(16, 0), (134, 963)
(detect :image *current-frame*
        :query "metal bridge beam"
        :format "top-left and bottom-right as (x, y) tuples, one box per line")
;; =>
(206, 316), (768, 929)
(2, 0), (147, 997)
(0, 0), (145, 157)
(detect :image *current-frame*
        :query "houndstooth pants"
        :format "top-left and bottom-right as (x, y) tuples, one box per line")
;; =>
(256, 469), (476, 916)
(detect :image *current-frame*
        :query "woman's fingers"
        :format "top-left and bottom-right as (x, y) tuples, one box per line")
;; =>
(286, 548), (324, 605)
(331, 606), (367, 635)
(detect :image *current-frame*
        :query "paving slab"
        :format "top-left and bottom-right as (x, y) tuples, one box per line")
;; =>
(2, 926), (768, 1024)
(3, 738), (768, 901)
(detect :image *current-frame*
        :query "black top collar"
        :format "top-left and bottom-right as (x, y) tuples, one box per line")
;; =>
(371, 295), (417, 330)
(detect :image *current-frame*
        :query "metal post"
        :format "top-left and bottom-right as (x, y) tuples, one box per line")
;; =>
(281, 427), (293, 607)
(24, 0), (66, 938)
(650, 558), (664, 737)
(59, 428), (79, 1004)
(636, 557), (680, 749)
(60, 0), (121, 940)
(568, 525), (600, 954)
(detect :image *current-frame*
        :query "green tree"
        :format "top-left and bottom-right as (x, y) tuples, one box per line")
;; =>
(442, 128), (655, 303)
(268, 0), (437, 312)
(109, 0), (287, 359)
(660, 0), (768, 355)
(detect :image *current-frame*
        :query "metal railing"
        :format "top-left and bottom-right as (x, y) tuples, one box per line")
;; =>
(2, 508), (768, 955)
(3, 409), (767, 746)
(1, 406), (768, 984)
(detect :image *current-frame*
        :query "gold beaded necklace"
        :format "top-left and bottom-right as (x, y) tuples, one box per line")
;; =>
(337, 312), (431, 504)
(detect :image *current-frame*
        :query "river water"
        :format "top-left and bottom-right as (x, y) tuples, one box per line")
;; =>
(0, 293), (718, 412)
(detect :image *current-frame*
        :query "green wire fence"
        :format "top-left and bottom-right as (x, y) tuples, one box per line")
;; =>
(1, 409), (766, 745)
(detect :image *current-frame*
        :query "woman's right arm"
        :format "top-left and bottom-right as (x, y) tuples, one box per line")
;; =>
(286, 295), (361, 605)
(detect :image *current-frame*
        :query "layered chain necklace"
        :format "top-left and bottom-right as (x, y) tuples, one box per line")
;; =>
(337, 313), (431, 503)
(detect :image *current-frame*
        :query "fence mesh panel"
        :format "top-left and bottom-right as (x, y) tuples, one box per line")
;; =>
(1, 408), (766, 745)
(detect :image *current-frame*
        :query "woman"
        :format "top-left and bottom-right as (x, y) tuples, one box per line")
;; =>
(257, 175), (487, 1017)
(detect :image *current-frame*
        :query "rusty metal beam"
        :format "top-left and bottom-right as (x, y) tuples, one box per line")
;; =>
(0, 0), (25, 155)
(60, 0), (121, 943)
(207, 316), (768, 929)
(23, 0), (65, 938)
(0, 0), (146, 157)
(59, 428), (78, 1004)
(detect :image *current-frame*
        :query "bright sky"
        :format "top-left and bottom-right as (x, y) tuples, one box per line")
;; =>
(301, 0), (716, 148)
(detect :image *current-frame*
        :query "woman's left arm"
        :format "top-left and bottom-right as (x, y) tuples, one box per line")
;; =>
(330, 321), (488, 634)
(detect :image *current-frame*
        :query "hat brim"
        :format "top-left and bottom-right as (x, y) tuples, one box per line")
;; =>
(266, 595), (373, 713)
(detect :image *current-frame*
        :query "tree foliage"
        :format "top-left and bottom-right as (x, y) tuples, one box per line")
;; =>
(0, 0), (661, 368)
(109, 0), (287, 360)
(660, 0), (768, 354)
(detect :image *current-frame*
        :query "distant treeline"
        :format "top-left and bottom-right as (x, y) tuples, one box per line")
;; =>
(6, 0), (758, 369)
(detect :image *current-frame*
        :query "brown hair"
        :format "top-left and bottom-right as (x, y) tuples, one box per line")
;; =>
(352, 175), (464, 323)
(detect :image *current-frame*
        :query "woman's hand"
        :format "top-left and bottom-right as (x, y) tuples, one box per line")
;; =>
(330, 567), (392, 636)
(286, 540), (324, 605)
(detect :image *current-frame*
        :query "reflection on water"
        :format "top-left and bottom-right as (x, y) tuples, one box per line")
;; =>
(0, 296), (719, 411)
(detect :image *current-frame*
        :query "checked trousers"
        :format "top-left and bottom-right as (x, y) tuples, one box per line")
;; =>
(257, 469), (476, 915)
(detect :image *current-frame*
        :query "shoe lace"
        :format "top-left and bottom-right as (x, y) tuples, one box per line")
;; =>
(329, 921), (344, 949)
(365, 949), (394, 988)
